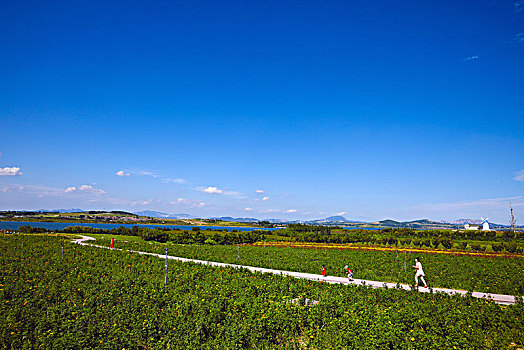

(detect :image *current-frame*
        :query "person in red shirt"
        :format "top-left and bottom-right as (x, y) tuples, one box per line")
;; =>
(345, 265), (353, 282)
(321, 265), (327, 277)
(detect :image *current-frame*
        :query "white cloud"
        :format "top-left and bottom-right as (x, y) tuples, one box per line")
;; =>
(260, 209), (281, 213)
(255, 189), (265, 193)
(244, 207), (253, 211)
(515, 1), (524, 13)
(197, 186), (241, 197)
(65, 184), (106, 195)
(513, 33), (524, 45)
(201, 186), (223, 194)
(170, 197), (188, 204)
(129, 199), (156, 206)
(0, 167), (22, 176)
(169, 197), (206, 208)
(138, 170), (160, 178)
(191, 201), (206, 208)
(262, 196), (270, 202)
(123, 169), (187, 185)
(462, 55), (479, 61)
(336, 211), (347, 216)
(514, 169), (524, 182)
(161, 178), (186, 184)
(285, 209), (297, 213)
(2, 184), (83, 198)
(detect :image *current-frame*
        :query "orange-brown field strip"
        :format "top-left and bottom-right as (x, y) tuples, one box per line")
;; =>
(252, 241), (524, 259)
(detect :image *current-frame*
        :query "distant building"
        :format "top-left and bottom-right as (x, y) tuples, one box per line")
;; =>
(464, 218), (490, 231)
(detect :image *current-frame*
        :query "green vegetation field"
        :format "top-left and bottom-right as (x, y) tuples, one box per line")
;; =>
(93, 238), (524, 296)
(1, 235), (523, 349)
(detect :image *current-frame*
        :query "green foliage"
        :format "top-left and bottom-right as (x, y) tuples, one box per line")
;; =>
(1, 235), (523, 349)
(95, 239), (524, 295)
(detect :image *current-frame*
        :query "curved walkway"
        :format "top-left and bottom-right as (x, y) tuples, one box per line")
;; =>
(72, 236), (518, 305)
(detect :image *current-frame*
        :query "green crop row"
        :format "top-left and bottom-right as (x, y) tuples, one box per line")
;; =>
(93, 237), (524, 295)
(1, 235), (524, 349)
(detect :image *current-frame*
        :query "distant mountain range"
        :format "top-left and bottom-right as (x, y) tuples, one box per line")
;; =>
(38, 208), (84, 213)
(133, 211), (195, 220)
(14, 209), (513, 228)
(210, 217), (261, 223)
(441, 219), (483, 225)
(124, 211), (510, 227)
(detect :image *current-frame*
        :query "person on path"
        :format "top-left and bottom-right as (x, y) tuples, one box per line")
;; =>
(321, 265), (327, 277)
(412, 257), (428, 288)
(344, 265), (353, 282)
(110, 237), (115, 249)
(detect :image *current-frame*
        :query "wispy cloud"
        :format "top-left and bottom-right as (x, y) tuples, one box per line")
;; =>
(259, 209), (281, 213)
(116, 170), (130, 177)
(514, 169), (524, 182)
(462, 55), (479, 61)
(259, 208), (298, 215)
(513, 33), (524, 45)
(170, 197), (188, 204)
(514, 1), (523, 13)
(262, 196), (270, 202)
(244, 207), (253, 211)
(169, 197), (206, 208)
(255, 189), (265, 193)
(130, 199), (154, 206)
(408, 196), (523, 211)
(161, 178), (186, 184)
(137, 170), (161, 178)
(336, 211), (347, 216)
(65, 184), (106, 195)
(119, 169), (186, 185)
(125, 198), (164, 206)
(1, 184), (78, 198)
(0, 167), (22, 176)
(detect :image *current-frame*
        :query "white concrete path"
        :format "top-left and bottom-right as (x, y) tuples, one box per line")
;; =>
(72, 236), (519, 305)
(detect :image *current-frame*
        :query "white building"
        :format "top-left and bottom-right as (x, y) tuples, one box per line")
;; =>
(464, 219), (490, 231)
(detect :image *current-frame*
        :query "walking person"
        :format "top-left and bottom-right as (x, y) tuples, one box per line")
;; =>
(344, 265), (353, 282)
(412, 257), (428, 288)
(321, 265), (327, 277)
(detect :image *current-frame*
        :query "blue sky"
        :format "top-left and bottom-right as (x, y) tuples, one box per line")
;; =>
(1, 0), (523, 223)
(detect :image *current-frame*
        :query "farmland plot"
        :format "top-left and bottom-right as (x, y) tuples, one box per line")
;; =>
(1, 235), (523, 349)
(94, 238), (524, 295)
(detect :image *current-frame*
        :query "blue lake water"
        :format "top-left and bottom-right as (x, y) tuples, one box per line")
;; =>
(0, 221), (279, 232)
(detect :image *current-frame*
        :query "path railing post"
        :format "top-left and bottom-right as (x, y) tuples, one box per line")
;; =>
(164, 248), (169, 287)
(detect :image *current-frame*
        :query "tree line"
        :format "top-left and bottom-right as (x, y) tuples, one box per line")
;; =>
(16, 225), (266, 245)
